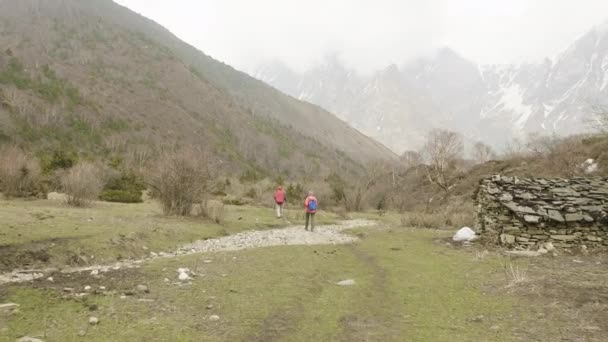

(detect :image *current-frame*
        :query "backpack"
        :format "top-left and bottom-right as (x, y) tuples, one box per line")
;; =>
(308, 198), (317, 211)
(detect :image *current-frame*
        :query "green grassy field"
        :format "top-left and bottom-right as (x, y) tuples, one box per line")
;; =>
(1, 199), (607, 341)
(0, 198), (338, 272)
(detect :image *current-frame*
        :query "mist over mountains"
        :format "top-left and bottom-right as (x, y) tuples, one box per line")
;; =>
(253, 24), (608, 154)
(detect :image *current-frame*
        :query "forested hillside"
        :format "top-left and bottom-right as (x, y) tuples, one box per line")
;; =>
(0, 0), (394, 180)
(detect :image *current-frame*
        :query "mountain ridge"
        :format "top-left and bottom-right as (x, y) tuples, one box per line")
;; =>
(254, 26), (608, 153)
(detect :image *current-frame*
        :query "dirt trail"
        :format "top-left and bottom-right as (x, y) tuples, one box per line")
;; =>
(0, 219), (376, 285)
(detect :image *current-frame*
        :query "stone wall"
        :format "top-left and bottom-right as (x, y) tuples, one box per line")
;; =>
(475, 175), (608, 250)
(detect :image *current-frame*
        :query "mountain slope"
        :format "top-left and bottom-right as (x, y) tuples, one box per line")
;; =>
(254, 26), (608, 153)
(0, 0), (394, 179)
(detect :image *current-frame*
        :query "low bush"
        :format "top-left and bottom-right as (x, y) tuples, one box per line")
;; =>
(245, 187), (257, 199)
(0, 146), (46, 198)
(42, 149), (77, 173)
(99, 190), (143, 203)
(147, 149), (213, 216)
(286, 183), (304, 203)
(222, 196), (246, 206)
(61, 162), (104, 207)
(200, 200), (225, 224)
(100, 172), (145, 203)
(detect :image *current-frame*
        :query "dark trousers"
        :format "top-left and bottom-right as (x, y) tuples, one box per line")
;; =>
(305, 212), (315, 230)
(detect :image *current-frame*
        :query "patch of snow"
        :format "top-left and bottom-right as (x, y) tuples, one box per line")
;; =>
(601, 55), (608, 91)
(453, 227), (477, 242)
(498, 84), (533, 128)
(543, 103), (555, 118)
(581, 159), (599, 174)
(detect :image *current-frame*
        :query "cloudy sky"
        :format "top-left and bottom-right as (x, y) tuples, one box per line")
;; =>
(115, 0), (608, 74)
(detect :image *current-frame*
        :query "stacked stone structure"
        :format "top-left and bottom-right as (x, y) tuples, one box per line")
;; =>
(475, 175), (608, 249)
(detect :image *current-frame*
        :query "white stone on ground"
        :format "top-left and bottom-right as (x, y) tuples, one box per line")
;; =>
(336, 279), (356, 286)
(16, 337), (44, 342)
(453, 227), (477, 242)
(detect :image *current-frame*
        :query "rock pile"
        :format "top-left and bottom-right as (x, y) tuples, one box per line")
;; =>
(475, 175), (608, 250)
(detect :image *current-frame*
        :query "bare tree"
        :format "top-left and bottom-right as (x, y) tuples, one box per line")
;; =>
(421, 129), (464, 196)
(473, 141), (495, 164)
(502, 136), (528, 159)
(400, 150), (423, 169)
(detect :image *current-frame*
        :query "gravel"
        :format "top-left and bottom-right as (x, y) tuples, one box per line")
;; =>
(0, 220), (375, 285)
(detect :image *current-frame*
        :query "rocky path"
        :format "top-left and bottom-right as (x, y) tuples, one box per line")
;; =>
(0, 219), (375, 285)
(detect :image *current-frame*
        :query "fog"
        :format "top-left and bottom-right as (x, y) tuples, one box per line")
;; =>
(115, 0), (608, 73)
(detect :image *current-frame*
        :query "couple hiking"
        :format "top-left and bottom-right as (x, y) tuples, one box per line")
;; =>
(274, 186), (318, 231)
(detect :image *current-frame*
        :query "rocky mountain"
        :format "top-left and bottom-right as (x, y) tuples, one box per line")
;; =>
(254, 24), (608, 154)
(0, 0), (394, 179)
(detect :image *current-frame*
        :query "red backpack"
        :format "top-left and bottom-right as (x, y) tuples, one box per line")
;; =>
(275, 189), (285, 203)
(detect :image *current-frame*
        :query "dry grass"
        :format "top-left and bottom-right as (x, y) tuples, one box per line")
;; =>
(201, 199), (225, 224)
(504, 262), (528, 288)
(400, 201), (475, 229)
(474, 250), (489, 261)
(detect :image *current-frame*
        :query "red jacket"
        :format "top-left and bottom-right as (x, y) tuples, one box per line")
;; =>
(304, 196), (318, 213)
(274, 188), (286, 204)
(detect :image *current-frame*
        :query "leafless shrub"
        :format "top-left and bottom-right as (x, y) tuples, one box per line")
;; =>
(0, 145), (45, 198)
(61, 162), (104, 207)
(199, 199), (225, 224)
(148, 148), (213, 216)
(502, 136), (528, 159)
(400, 150), (423, 169)
(504, 262), (527, 288)
(527, 133), (587, 177)
(473, 141), (496, 164)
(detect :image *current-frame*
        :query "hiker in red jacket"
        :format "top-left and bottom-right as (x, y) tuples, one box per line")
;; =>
(274, 186), (286, 218)
(304, 191), (318, 231)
